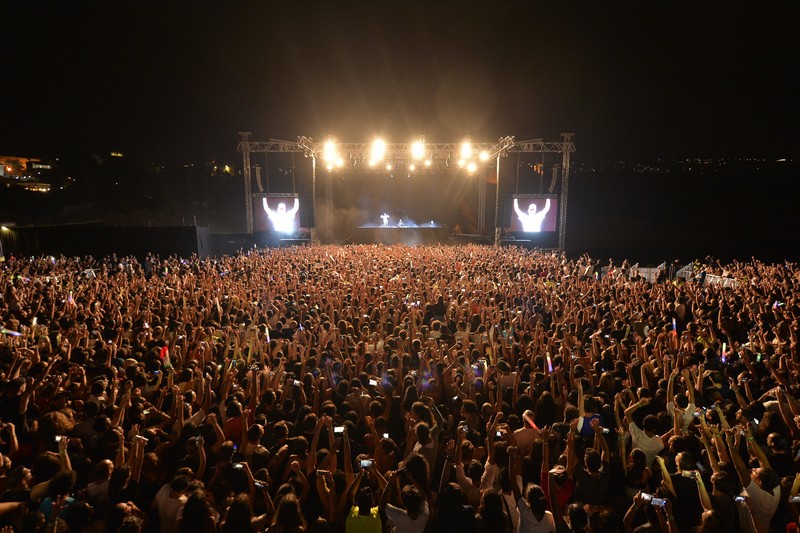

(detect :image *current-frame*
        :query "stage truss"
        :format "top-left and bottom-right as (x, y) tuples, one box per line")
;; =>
(237, 133), (575, 248)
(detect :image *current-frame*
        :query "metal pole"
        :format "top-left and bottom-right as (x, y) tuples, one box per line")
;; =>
(494, 155), (502, 246)
(310, 157), (318, 244)
(239, 132), (254, 234)
(558, 133), (574, 251)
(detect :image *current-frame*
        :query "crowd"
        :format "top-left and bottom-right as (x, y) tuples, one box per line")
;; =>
(0, 244), (798, 533)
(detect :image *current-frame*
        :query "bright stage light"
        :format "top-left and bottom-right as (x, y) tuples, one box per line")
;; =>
(410, 140), (425, 160)
(460, 141), (473, 160)
(457, 159), (466, 168)
(479, 151), (490, 161)
(371, 139), (386, 163)
(424, 160), (432, 167)
(386, 163), (393, 171)
(409, 163), (416, 171)
(467, 162), (477, 173)
(336, 158), (344, 168)
(322, 139), (338, 162)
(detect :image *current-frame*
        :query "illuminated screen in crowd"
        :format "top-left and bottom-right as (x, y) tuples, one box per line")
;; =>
(510, 195), (558, 232)
(256, 195), (300, 234)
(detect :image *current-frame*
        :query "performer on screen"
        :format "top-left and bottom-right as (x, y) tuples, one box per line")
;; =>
(513, 198), (551, 232)
(380, 213), (390, 227)
(263, 197), (299, 233)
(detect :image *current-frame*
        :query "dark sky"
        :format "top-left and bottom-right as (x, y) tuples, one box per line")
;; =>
(2, 1), (799, 165)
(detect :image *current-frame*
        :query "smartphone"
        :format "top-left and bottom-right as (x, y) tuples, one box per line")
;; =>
(234, 463), (244, 470)
(360, 459), (373, 469)
(452, 395), (459, 402)
(651, 497), (667, 508)
(640, 493), (653, 502)
(369, 379), (378, 387)
(55, 435), (64, 443)
(383, 432), (390, 439)
(790, 496), (800, 504)
(254, 481), (266, 489)
(602, 428), (610, 434)
(495, 431), (502, 438)
(734, 495), (746, 503)
(334, 426), (345, 435)
(293, 380), (301, 387)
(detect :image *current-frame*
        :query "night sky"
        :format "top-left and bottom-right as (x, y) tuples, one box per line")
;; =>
(2, 2), (799, 165)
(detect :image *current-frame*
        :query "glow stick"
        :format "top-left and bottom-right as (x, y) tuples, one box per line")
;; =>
(721, 342), (727, 363)
(0, 328), (22, 337)
(546, 354), (553, 373)
(672, 318), (677, 334)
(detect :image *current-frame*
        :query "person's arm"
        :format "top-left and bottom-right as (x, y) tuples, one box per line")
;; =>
(682, 369), (696, 407)
(623, 492), (646, 533)
(655, 456), (676, 497)
(509, 445), (523, 502)
(617, 426), (628, 470)
(591, 419), (610, 462)
(744, 425), (772, 470)
(725, 431), (752, 489)
(623, 397), (648, 426)
(379, 470), (399, 509)
(691, 470), (713, 511)
(656, 499), (680, 533)
(697, 432), (720, 473)
(566, 431), (577, 479)
(336, 469), (363, 521)
(577, 381), (585, 417)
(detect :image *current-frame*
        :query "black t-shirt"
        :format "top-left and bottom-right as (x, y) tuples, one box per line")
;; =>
(573, 462), (611, 507)
(669, 474), (703, 531)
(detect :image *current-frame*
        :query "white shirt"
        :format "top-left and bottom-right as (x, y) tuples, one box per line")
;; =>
(155, 484), (188, 533)
(516, 497), (555, 533)
(666, 402), (696, 432)
(385, 501), (429, 533)
(739, 479), (780, 533)
(628, 423), (664, 468)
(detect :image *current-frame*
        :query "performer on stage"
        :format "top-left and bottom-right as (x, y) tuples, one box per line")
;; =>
(263, 198), (299, 233)
(514, 198), (551, 232)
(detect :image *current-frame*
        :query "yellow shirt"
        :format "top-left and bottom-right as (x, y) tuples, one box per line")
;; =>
(346, 506), (382, 533)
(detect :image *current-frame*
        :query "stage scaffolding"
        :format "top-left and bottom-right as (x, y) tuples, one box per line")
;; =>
(237, 133), (575, 249)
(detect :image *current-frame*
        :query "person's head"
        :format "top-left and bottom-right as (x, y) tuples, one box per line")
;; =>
(642, 414), (658, 435)
(272, 493), (306, 530)
(752, 467), (780, 494)
(48, 470), (77, 499)
(584, 448), (602, 473)
(478, 489), (509, 527)
(527, 203), (537, 215)
(675, 451), (695, 473)
(355, 487), (374, 514)
(524, 483), (547, 515)
(179, 489), (216, 533)
(400, 485), (424, 515)
(566, 502), (589, 531)
(222, 494), (255, 533)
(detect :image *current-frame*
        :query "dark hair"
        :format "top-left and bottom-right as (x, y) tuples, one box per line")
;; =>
(356, 487), (374, 514)
(400, 485), (425, 514)
(178, 489), (216, 533)
(524, 483), (547, 515)
(478, 489), (511, 532)
(272, 493), (306, 531)
(221, 494), (255, 533)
